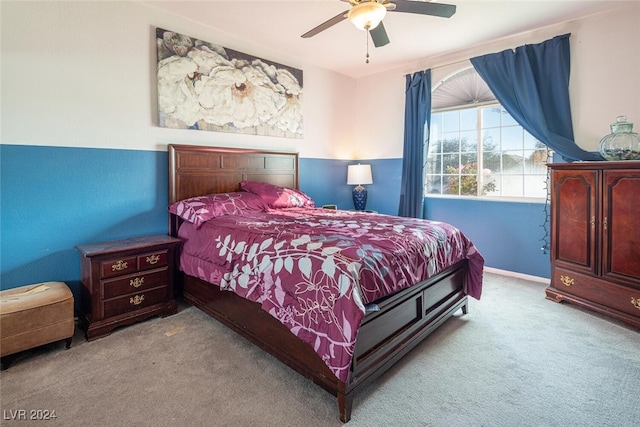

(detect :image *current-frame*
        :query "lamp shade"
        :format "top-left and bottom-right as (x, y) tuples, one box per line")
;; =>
(347, 2), (387, 31)
(347, 164), (373, 185)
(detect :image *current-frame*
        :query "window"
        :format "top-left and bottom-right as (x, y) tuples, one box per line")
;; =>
(425, 68), (549, 199)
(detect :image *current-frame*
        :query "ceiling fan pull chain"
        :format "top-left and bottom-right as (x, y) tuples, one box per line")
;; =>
(366, 28), (370, 64)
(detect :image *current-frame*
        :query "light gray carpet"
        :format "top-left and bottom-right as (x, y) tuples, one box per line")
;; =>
(1, 272), (639, 427)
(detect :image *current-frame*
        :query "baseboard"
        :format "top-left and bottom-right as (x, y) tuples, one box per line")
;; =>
(484, 267), (550, 285)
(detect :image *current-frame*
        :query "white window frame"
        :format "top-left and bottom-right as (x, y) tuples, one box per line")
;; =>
(425, 88), (549, 203)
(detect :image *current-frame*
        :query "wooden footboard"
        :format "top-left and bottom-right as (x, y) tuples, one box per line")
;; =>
(351, 262), (468, 386)
(181, 273), (344, 395)
(180, 260), (468, 422)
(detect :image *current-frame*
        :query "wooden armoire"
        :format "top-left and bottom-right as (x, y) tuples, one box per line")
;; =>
(546, 161), (640, 329)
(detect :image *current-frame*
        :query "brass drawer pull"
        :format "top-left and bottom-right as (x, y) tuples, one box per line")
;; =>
(112, 260), (128, 271)
(130, 294), (145, 306)
(146, 255), (160, 265)
(130, 277), (144, 288)
(560, 275), (574, 287)
(632, 297), (640, 310)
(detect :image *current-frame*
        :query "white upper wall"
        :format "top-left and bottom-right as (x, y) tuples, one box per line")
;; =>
(2, 2), (638, 161)
(353, 3), (640, 159)
(0, 1), (355, 159)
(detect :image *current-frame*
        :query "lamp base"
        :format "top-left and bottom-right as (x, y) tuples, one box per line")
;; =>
(352, 185), (368, 211)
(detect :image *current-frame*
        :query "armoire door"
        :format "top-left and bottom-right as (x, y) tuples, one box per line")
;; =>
(602, 169), (640, 287)
(551, 169), (599, 276)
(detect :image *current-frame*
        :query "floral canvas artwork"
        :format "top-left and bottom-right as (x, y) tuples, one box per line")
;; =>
(156, 28), (303, 138)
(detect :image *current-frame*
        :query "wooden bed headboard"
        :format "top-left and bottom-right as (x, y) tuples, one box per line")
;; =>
(168, 144), (299, 235)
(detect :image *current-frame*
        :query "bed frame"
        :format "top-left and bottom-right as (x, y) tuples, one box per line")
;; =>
(168, 144), (469, 422)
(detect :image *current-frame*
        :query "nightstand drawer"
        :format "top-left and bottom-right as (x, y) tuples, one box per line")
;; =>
(139, 250), (168, 270)
(102, 268), (168, 300)
(101, 256), (137, 278)
(103, 286), (168, 318)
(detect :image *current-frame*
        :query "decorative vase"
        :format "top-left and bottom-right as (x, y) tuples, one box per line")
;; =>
(598, 115), (640, 161)
(352, 185), (368, 211)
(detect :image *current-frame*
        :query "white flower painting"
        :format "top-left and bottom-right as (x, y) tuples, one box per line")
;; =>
(156, 28), (303, 138)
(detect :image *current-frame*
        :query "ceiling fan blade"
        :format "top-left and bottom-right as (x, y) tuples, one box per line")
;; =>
(391, 0), (456, 18)
(301, 10), (349, 38)
(370, 23), (390, 48)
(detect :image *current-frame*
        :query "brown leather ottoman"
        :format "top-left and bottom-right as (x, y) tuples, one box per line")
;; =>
(0, 282), (74, 368)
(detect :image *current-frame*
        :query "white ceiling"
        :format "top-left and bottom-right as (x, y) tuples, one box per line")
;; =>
(147, 0), (629, 78)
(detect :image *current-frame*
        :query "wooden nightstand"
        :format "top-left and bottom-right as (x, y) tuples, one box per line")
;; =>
(76, 234), (182, 341)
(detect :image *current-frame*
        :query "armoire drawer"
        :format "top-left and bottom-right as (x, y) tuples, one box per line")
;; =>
(553, 268), (640, 318)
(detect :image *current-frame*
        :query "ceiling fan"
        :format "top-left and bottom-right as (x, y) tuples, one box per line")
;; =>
(301, 0), (457, 49)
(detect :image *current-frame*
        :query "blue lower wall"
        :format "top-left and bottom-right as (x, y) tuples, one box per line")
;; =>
(425, 197), (551, 278)
(1, 145), (550, 309)
(300, 157), (402, 215)
(1, 145), (170, 307)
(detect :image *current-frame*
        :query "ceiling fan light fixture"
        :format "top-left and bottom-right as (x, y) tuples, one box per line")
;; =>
(348, 2), (387, 31)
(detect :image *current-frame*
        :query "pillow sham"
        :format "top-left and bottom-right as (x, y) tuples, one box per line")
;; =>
(169, 191), (268, 228)
(240, 181), (315, 209)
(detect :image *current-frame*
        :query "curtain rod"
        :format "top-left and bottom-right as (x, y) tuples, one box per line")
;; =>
(431, 58), (473, 71)
(404, 58), (472, 78)
(407, 32), (572, 77)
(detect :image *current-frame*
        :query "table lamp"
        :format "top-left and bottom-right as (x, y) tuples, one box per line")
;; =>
(347, 164), (373, 211)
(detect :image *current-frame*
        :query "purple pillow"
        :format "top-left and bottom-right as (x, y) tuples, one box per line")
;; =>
(169, 192), (268, 228)
(240, 181), (315, 209)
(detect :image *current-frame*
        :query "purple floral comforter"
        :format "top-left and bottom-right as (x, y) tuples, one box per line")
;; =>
(178, 208), (484, 382)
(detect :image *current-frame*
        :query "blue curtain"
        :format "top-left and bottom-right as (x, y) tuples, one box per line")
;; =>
(398, 70), (431, 218)
(470, 34), (603, 162)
